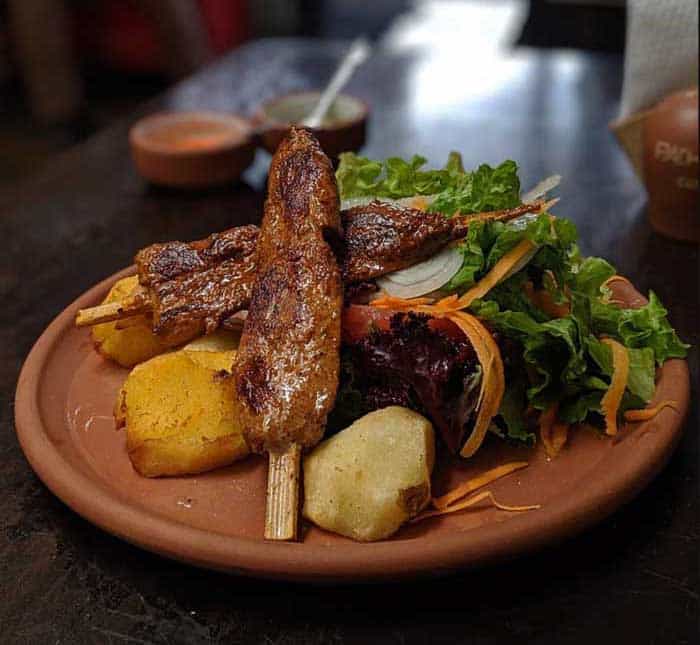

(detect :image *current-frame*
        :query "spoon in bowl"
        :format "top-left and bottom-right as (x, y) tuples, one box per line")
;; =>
(301, 37), (371, 129)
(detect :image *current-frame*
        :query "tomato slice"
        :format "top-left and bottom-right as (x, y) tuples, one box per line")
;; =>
(342, 304), (465, 343)
(342, 305), (394, 343)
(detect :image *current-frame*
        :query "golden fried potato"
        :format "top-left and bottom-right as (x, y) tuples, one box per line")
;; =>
(116, 344), (247, 477)
(182, 330), (240, 371)
(303, 407), (435, 542)
(91, 276), (170, 367)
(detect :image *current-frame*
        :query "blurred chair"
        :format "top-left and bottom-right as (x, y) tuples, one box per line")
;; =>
(6, 0), (215, 123)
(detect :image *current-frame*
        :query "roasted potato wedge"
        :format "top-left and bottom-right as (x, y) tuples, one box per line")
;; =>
(183, 330), (240, 370)
(303, 406), (435, 542)
(91, 276), (170, 367)
(115, 342), (247, 477)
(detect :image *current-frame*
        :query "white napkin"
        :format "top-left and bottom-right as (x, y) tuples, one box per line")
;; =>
(620, 0), (699, 117)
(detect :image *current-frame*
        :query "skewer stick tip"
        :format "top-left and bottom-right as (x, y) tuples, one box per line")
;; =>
(75, 301), (125, 327)
(264, 443), (302, 541)
(75, 299), (147, 327)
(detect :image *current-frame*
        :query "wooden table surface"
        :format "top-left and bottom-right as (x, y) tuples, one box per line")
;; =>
(2, 39), (697, 644)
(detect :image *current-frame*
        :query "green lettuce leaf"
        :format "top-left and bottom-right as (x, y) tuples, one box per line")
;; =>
(494, 362), (536, 444)
(336, 152), (454, 199)
(336, 152), (520, 216)
(591, 291), (689, 365)
(573, 257), (616, 297)
(446, 212), (577, 294)
(444, 218), (504, 291)
(429, 161), (521, 216)
(585, 336), (656, 402)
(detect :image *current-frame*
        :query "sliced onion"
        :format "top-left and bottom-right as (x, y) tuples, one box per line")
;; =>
(521, 174), (561, 204)
(508, 213), (538, 230)
(376, 245), (463, 298)
(340, 194), (438, 211)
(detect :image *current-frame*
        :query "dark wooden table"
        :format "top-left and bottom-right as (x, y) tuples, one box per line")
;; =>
(2, 39), (697, 645)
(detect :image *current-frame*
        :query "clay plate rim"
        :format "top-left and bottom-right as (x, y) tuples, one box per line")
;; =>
(15, 267), (690, 582)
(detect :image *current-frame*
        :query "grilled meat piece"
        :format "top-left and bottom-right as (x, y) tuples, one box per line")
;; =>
(340, 199), (544, 283)
(234, 128), (343, 453)
(78, 199), (543, 345)
(134, 226), (259, 346)
(341, 201), (455, 283)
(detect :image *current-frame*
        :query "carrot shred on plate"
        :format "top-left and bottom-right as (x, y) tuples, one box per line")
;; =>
(600, 338), (630, 436)
(432, 461), (529, 510)
(624, 400), (679, 422)
(539, 404), (569, 458)
(410, 490), (540, 524)
(549, 423), (569, 457)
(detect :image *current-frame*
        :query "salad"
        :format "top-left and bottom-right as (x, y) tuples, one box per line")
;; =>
(331, 151), (688, 456)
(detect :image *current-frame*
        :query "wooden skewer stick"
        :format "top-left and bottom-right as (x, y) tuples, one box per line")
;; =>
(75, 299), (149, 327)
(264, 443), (302, 541)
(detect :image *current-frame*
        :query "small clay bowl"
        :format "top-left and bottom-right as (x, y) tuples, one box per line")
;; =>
(130, 111), (256, 188)
(255, 91), (368, 160)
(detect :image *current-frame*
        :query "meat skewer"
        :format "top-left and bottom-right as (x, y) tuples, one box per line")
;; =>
(233, 127), (343, 540)
(76, 226), (260, 345)
(75, 201), (545, 344)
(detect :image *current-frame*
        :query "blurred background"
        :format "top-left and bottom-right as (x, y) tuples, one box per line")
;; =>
(0, 0), (628, 186)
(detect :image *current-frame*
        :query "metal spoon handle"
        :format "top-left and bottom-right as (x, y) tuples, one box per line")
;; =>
(301, 37), (371, 129)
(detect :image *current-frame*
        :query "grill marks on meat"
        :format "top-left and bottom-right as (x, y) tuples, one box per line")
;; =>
(341, 201), (455, 283)
(234, 128), (343, 453)
(340, 200), (545, 283)
(134, 226), (258, 346)
(128, 200), (545, 345)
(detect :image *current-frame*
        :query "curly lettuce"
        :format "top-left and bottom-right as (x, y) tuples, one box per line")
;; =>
(336, 152), (520, 214)
(334, 152), (688, 445)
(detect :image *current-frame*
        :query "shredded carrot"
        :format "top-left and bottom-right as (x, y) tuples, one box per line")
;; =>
(435, 293), (460, 311)
(538, 402), (569, 457)
(371, 294), (434, 310)
(539, 405), (563, 457)
(432, 461), (529, 510)
(408, 196), (430, 211)
(446, 311), (505, 458)
(410, 490), (540, 523)
(600, 338), (630, 436)
(624, 400), (679, 422)
(547, 423), (569, 457)
(446, 239), (538, 310)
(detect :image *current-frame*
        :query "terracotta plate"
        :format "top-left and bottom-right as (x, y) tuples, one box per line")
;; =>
(15, 269), (690, 582)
